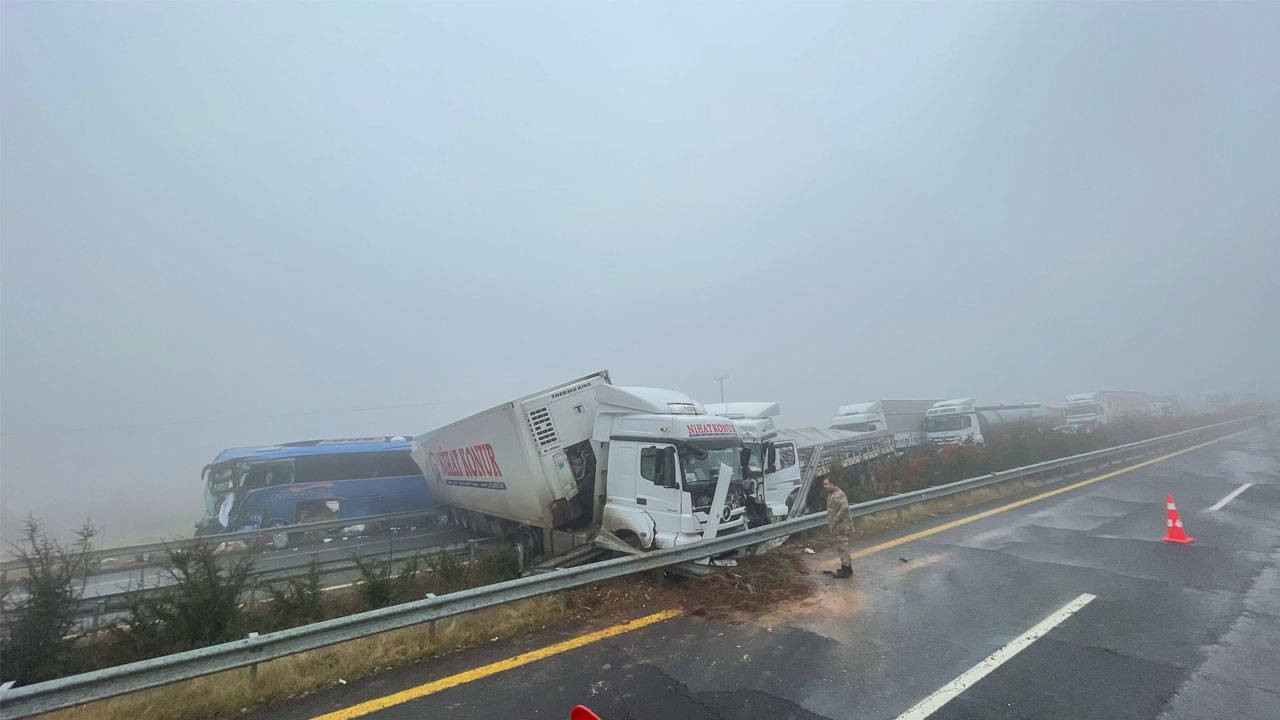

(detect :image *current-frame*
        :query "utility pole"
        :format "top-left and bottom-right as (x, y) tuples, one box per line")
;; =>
(714, 373), (730, 405)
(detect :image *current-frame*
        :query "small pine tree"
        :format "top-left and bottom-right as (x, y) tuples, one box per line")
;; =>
(264, 560), (325, 627)
(125, 543), (253, 651)
(0, 517), (96, 684)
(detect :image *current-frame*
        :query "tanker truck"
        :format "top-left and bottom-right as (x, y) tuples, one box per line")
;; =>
(411, 372), (749, 558)
(924, 398), (1057, 445)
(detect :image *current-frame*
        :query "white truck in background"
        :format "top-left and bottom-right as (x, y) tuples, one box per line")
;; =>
(707, 403), (895, 521)
(411, 372), (749, 558)
(924, 398), (1057, 445)
(1063, 391), (1149, 432)
(831, 399), (937, 449)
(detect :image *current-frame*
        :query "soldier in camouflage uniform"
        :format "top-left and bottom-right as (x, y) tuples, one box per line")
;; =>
(824, 476), (854, 579)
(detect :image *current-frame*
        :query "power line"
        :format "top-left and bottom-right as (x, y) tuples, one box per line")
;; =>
(0, 400), (459, 437)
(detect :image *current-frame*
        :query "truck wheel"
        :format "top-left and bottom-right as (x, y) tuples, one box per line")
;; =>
(512, 526), (542, 557)
(615, 531), (642, 549)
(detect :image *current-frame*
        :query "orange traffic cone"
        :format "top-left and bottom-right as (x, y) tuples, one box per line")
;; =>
(1162, 492), (1194, 544)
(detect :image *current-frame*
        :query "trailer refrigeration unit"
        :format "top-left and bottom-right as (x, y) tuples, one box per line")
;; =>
(924, 398), (1056, 445)
(831, 399), (937, 449)
(411, 372), (749, 558)
(1063, 391), (1149, 432)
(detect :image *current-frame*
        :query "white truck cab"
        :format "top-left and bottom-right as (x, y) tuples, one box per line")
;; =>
(925, 398), (982, 445)
(413, 373), (749, 556)
(704, 402), (797, 523)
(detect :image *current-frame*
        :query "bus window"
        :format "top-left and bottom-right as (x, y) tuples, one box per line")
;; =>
(299, 454), (377, 483)
(239, 460), (294, 490)
(373, 452), (423, 478)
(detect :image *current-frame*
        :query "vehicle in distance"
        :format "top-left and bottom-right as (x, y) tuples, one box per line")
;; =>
(1063, 391), (1149, 432)
(195, 436), (433, 547)
(411, 371), (749, 557)
(831, 399), (937, 448)
(924, 398), (1056, 445)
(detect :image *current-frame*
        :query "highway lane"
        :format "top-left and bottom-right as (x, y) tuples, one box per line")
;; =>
(256, 424), (1278, 720)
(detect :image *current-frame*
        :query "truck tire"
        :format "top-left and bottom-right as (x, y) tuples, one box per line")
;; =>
(614, 530), (642, 550)
(511, 526), (543, 557)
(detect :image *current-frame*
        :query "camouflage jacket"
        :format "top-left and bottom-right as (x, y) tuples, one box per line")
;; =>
(827, 486), (854, 537)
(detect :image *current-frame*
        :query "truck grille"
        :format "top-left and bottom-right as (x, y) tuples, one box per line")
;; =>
(526, 406), (561, 455)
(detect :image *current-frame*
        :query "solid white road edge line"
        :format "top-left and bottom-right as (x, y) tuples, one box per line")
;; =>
(893, 593), (1097, 720)
(1207, 483), (1254, 512)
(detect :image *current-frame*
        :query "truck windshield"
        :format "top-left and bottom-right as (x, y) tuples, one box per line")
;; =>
(1067, 403), (1102, 417)
(925, 415), (966, 432)
(679, 444), (741, 491)
(743, 442), (763, 476)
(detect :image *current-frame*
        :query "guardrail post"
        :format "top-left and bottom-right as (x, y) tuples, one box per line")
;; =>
(92, 601), (104, 631)
(559, 589), (568, 613)
(428, 620), (437, 643)
(246, 632), (259, 684)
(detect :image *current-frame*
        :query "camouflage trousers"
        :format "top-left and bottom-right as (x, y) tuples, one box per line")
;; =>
(832, 531), (852, 566)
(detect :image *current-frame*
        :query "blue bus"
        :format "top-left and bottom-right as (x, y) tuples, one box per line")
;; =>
(195, 437), (433, 547)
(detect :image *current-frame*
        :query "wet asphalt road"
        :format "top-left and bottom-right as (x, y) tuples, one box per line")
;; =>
(260, 424), (1279, 720)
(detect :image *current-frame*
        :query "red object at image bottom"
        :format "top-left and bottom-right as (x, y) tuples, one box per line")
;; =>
(571, 705), (603, 720)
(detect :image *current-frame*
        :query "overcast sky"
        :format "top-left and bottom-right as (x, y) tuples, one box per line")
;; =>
(3, 2), (1277, 542)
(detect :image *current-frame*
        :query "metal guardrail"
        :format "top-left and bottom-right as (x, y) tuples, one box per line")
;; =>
(0, 415), (1261, 718)
(70, 536), (483, 622)
(0, 509), (445, 575)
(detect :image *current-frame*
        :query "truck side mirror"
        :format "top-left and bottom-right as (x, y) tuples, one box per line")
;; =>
(659, 447), (679, 489)
(740, 447), (753, 474)
(765, 443), (777, 474)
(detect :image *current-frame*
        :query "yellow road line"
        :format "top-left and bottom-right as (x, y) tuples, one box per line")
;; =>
(310, 431), (1236, 719)
(309, 609), (681, 720)
(850, 433), (1232, 561)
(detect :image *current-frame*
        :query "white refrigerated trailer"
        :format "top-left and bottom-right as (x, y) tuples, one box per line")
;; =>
(412, 372), (749, 557)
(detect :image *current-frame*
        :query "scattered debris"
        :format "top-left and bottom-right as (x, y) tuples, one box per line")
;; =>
(562, 544), (814, 623)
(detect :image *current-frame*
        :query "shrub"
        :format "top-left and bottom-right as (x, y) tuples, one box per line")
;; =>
(354, 555), (422, 610)
(264, 560), (325, 627)
(426, 548), (467, 595)
(467, 545), (520, 587)
(125, 543), (254, 652)
(0, 517), (96, 684)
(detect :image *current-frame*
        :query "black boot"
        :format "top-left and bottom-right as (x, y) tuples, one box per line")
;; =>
(833, 563), (853, 579)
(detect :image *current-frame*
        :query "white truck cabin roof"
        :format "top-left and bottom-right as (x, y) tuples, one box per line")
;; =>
(836, 401), (881, 416)
(929, 398), (976, 416)
(703, 402), (780, 420)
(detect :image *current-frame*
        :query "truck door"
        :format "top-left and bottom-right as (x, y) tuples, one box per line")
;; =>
(637, 445), (684, 542)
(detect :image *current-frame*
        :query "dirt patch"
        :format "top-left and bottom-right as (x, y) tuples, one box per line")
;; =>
(564, 544), (817, 625)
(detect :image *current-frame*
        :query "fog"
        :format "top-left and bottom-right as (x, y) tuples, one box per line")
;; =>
(3, 3), (1277, 543)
